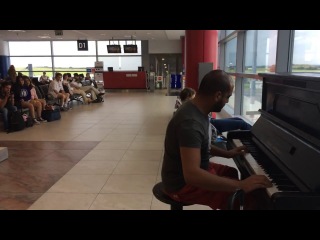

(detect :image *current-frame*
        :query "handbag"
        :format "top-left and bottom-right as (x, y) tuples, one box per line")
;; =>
(45, 104), (54, 111)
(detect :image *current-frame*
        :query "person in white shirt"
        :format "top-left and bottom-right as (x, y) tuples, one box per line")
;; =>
(48, 73), (69, 111)
(71, 73), (103, 101)
(62, 73), (92, 104)
(39, 71), (50, 84)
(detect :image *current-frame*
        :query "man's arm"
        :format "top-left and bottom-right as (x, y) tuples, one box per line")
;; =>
(210, 144), (247, 158)
(0, 96), (7, 108)
(180, 146), (241, 192)
(53, 82), (60, 94)
(180, 146), (273, 193)
(48, 82), (59, 95)
(70, 81), (80, 89)
(0, 91), (13, 108)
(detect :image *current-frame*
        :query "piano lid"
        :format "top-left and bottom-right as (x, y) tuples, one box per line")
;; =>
(258, 72), (320, 141)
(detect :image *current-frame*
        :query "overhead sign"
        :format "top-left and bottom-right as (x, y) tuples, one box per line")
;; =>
(55, 30), (63, 36)
(107, 45), (121, 53)
(77, 40), (88, 51)
(123, 44), (137, 53)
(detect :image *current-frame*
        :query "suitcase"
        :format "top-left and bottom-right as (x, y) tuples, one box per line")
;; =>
(41, 109), (61, 122)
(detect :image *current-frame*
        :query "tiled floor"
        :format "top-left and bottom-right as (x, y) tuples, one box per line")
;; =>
(0, 90), (234, 210)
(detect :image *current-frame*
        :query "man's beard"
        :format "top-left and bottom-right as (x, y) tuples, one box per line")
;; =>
(211, 99), (224, 112)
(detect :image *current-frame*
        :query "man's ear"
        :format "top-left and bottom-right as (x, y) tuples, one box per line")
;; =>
(213, 91), (222, 101)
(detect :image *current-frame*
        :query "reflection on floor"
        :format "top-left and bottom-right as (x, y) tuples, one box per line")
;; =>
(0, 90), (231, 210)
(0, 141), (98, 210)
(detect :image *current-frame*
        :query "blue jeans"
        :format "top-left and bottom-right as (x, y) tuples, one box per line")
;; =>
(210, 117), (252, 134)
(0, 106), (18, 130)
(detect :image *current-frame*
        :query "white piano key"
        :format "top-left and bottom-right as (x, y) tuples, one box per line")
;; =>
(232, 139), (280, 197)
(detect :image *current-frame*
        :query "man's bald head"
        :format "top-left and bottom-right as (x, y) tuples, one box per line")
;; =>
(198, 70), (233, 96)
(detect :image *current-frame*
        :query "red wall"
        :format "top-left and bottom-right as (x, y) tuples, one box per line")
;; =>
(103, 71), (146, 89)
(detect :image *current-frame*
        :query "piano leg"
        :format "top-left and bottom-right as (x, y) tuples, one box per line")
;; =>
(250, 189), (273, 210)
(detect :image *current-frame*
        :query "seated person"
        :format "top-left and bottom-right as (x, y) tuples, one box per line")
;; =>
(209, 117), (251, 135)
(71, 73), (103, 102)
(85, 73), (91, 80)
(13, 76), (41, 124)
(24, 77), (47, 122)
(177, 87), (252, 134)
(0, 81), (18, 131)
(48, 73), (69, 111)
(161, 70), (272, 210)
(175, 87), (195, 110)
(39, 71), (50, 85)
(62, 73), (92, 104)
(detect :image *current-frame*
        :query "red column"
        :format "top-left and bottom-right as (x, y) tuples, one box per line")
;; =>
(185, 30), (218, 91)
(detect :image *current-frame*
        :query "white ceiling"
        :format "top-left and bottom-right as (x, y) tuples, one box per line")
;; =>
(0, 30), (185, 41)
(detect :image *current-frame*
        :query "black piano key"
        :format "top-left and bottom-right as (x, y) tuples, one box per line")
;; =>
(239, 138), (298, 191)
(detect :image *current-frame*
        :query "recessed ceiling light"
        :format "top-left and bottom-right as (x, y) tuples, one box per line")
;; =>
(100, 33), (106, 36)
(38, 36), (51, 39)
(147, 32), (151, 35)
(124, 35), (136, 38)
(8, 30), (26, 33)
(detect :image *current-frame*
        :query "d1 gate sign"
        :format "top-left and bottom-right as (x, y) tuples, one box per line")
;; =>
(77, 40), (88, 51)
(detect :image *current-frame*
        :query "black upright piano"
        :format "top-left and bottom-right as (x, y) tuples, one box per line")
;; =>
(227, 72), (320, 210)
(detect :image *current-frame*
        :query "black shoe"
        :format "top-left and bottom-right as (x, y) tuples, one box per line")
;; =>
(60, 106), (69, 111)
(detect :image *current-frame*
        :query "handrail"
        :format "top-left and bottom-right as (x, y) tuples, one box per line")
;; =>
(227, 72), (263, 81)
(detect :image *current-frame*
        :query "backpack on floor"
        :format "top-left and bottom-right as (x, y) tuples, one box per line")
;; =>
(8, 111), (25, 133)
(23, 114), (34, 128)
(41, 108), (61, 122)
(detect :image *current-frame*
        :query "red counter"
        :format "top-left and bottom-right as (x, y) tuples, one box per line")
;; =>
(103, 71), (146, 89)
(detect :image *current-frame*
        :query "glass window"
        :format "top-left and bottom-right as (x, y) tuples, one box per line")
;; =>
(10, 57), (52, 77)
(97, 40), (142, 55)
(242, 78), (262, 123)
(256, 30), (277, 73)
(224, 38), (237, 72)
(227, 75), (236, 112)
(218, 44), (221, 69)
(98, 56), (142, 71)
(9, 41), (51, 56)
(121, 57), (142, 71)
(244, 30), (278, 73)
(53, 57), (97, 74)
(292, 30), (320, 72)
(52, 41), (96, 55)
(98, 56), (120, 70)
(226, 30), (235, 36)
(244, 30), (255, 73)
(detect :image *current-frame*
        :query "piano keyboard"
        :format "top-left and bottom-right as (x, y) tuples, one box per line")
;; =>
(232, 139), (299, 197)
